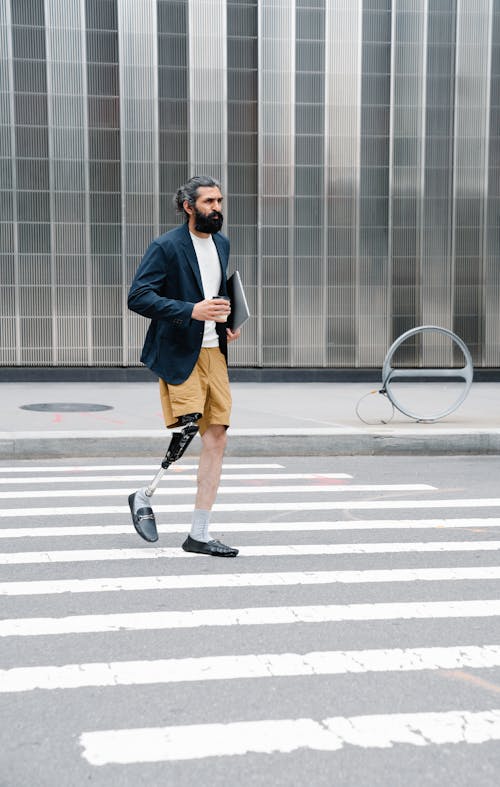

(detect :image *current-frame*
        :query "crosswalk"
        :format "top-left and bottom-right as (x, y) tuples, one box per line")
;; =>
(1, 457), (500, 781)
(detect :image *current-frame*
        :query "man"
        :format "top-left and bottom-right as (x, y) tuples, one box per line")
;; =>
(128, 175), (240, 557)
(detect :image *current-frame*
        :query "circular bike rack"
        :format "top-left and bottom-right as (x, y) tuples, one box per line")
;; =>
(381, 325), (473, 422)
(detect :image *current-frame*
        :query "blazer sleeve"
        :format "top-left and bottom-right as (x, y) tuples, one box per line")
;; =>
(127, 240), (194, 325)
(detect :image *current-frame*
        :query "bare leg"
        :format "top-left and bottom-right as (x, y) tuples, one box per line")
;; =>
(195, 424), (227, 510)
(181, 424), (238, 556)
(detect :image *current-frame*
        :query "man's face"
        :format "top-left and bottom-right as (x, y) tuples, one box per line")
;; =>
(187, 186), (224, 234)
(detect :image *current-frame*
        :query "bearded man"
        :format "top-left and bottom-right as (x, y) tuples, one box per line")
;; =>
(128, 175), (240, 556)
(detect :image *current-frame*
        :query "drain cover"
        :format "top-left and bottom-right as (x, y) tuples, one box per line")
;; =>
(20, 403), (113, 412)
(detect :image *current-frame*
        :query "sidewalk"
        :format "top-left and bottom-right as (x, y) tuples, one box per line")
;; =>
(1, 379), (499, 459)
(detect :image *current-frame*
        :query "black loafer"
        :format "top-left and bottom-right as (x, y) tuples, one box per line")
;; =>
(182, 535), (238, 557)
(128, 492), (158, 542)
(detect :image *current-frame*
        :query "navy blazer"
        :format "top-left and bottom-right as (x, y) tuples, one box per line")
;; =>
(128, 222), (229, 384)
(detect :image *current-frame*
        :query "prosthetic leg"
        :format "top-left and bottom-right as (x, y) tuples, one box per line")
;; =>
(128, 412), (201, 542)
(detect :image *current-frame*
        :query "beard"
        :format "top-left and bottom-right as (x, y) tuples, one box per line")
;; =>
(193, 208), (223, 234)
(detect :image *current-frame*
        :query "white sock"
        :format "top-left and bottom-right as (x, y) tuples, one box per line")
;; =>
(190, 509), (211, 542)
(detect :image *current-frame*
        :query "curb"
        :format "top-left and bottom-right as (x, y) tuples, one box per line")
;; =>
(1, 428), (500, 459)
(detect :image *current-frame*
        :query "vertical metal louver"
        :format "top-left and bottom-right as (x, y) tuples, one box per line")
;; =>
(0, 0), (498, 369)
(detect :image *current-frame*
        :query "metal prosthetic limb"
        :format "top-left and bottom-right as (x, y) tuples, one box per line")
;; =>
(145, 412), (202, 495)
(128, 412), (201, 542)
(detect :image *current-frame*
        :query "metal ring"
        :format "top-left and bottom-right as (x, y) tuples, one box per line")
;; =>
(355, 389), (395, 425)
(381, 325), (473, 421)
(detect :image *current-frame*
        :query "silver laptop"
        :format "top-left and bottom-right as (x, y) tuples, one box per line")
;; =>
(226, 271), (251, 331)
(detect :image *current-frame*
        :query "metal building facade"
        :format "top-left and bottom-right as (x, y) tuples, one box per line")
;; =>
(0, 0), (499, 369)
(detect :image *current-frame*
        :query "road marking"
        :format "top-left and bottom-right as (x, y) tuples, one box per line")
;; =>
(0, 484), (435, 500)
(80, 709), (500, 764)
(3, 644), (500, 693)
(1, 517), (499, 539)
(0, 472), (352, 485)
(1, 565), (499, 596)
(442, 670), (500, 696)
(3, 598), (500, 637)
(2, 498), (499, 517)
(0, 463), (284, 473)
(1, 541), (499, 565)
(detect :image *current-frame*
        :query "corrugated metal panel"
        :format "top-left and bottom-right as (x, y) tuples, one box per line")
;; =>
(483, 0), (500, 366)
(0, 0), (499, 368)
(226, 0), (258, 366)
(117, 0), (158, 367)
(259, 0), (295, 367)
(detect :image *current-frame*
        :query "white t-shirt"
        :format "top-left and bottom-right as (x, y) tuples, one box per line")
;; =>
(189, 232), (222, 348)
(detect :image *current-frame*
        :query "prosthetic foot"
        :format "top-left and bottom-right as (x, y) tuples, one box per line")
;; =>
(128, 488), (158, 542)
(129, 412), (201, 542)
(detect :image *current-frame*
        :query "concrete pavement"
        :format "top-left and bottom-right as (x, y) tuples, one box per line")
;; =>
(1, 376), (499, 458)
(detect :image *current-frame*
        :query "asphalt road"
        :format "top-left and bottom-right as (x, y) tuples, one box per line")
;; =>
(1, 454), (500, 786)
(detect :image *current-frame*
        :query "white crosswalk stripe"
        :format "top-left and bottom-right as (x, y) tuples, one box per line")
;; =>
(0, 483), (435, 499)
(79, 709), (500, 765)
(2, 540), (500, 565)
(2, 598), (500, 638)
(0, 472), (353, 484)
(2, 497), (499, 517)
(0, 463), (285, 473)
(1, 516), (499, 538)
(1, 565), (499, 596)
(2, 459), (500, 776)
(2, 644), (500, 693)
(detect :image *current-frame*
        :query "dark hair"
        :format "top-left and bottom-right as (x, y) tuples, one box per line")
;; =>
(174, 175), (222, 218)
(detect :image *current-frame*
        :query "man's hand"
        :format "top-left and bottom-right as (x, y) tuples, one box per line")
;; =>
(191, 298), (231, 322)
(226, 327), (241, 343)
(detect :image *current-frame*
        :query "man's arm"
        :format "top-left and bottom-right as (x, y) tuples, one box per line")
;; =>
(128, 237), (233, 326)
(127, 241), (194, 324)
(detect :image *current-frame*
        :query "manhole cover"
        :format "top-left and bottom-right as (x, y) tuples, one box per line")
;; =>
(20, 403), (113, 412)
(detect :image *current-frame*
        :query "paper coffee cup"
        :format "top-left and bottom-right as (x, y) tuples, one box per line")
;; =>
(212, 296), (230, 322)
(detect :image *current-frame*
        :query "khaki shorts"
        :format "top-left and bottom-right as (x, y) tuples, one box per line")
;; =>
(159, 347), (232, 436)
